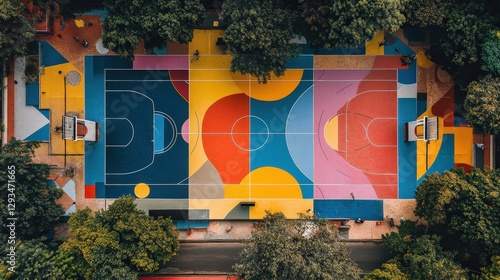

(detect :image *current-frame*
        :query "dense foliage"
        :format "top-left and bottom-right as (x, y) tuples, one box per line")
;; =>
(0, 239), (78, 280)
(464, 75), (500, 135)
(369, 168), (500, 279)
(234, 212), (360, 280)
(220, 0), (300, 83)
(102, 0), (205, 59)
(299, 0), (406, 50)
(0, 0), (35, 59)
(368, 222), (468, 280)
(0, 139), (64, 241)
(62, 196), (180, 279)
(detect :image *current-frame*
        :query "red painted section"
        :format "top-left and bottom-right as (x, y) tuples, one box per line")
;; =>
(373, 56), (408, 69)
(431, 87), (454, 127)
(202, 93), (249, 184)
(84, 185), (96, 198)
(169, 70), (189, 102)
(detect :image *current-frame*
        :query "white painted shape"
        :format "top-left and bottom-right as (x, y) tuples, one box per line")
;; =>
(13, 57), (50, 140)
(397, 82), (417, 98)
(62, 179), (76, 201)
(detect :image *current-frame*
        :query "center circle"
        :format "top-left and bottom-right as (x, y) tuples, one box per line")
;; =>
(231, 115), (269, 151)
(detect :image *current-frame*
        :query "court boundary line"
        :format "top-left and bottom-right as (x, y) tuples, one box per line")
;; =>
(153, 111), (178, 155)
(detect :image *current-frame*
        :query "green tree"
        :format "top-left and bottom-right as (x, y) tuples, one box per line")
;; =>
(364, 260), (409, 280)
(437, 2), (493, 66)
(0, 138), (64, 241)
(220, 0), (300, 83)
(374, 221), (468, 280)
(63, 196), (180, 279)
(415, 168), (500, 267)
(0, 0), (35, 59)
(233, 211), (360, 280)
(403, 0), (451, 27)
(474, 256), (500, 280)
(481, 31), (500, 75)
(464, 75), (500, 135)
(55, 0), (99, 20)
(299, 0), (407, 50)
(0, 239), (79, 280)
(102, 0), (205, 59)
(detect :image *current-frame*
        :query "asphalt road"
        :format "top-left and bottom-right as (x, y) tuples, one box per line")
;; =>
(159, 241), (394, 275)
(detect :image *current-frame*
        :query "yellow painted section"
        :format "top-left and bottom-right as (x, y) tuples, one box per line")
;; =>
(366, 30), (385, 55)
(250, 199), (314, 219)
(190, 29), (227, 56)
(225, 184), (250, 199)
(231, 70), (303, 101)
(240, 167), (302, 199)
(39, 63), (84, 155)
(324, 115), (339, 151)
(417, 50), (434, 68)
(416, 112), (444, 179)
(449, 127), (474, 165)
(134, 183), (150, 198)
(189, 199), (242, 219)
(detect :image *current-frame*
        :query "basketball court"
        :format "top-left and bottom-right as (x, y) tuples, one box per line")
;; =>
(83, 30), (471, 221)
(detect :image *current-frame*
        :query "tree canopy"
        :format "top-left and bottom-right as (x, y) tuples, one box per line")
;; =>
(0, 0), (35, 59)
(370, 168), (500, 279)
(299, 0), (406, 50)
(62, 196), (180, 279)
(220, 0), (300, 83)
(234, 211), (360, 280)
(102, 0), (205, 59)
(370, 221), (468, 280)
(0, 138), (64, 241)
(464, 75), (500, 135)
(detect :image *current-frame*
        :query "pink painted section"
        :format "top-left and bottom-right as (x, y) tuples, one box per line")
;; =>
(181, 119), (189, 143)
(314, 71), (376, 199)
(133, 55), (189, 70)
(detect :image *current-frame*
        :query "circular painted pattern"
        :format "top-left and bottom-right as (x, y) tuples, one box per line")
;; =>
(134, 182), (150, 198)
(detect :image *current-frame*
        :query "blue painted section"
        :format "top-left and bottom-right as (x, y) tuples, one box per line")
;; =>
(25, 124), (49, 141)
(175, 221), (210, 229)
(286, 55), (313, 69)
(398, 98), (418, 199)
(250, 77), (314, 196)
(154, 114), (165, 152)
(417, 98), (427, 117)
(26, 82), (40, 106)
(314, 200), (384, 220)
(39, 41), (68, 67)
(95, 182), (105, 198)
(37, 107), (50, 119)
(384, 37), (415, 56)
(82, 9), (109, 16)
(154, 47), (167, 55)
(398, 64), (417, 85)
(84, 56), (133, 195)
(417, 134), (455, 185)
(105, 185), (188, 199)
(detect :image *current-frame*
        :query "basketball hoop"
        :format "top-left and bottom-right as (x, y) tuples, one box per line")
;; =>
(404, 116), (439, 142)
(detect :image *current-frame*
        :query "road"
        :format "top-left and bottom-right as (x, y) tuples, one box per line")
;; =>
(158, 241), (394, 275)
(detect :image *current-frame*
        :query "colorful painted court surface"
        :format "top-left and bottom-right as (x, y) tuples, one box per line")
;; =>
(84, 35), (472, 221)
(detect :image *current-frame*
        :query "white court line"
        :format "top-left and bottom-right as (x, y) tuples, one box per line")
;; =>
(105, 90), (155, 176)
(105, 118), (135, 147)
(344, 89), (398, 176)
